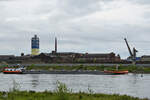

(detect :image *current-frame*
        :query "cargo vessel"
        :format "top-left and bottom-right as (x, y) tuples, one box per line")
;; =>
(3, 67), (24, 74)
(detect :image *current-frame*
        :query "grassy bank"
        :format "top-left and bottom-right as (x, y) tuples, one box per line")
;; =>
(26, 64), (150, 73)
(0, 82), (148, 100)
(0, 91), (148, 100)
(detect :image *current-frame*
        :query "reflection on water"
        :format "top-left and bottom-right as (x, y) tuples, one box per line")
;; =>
(132, 74), (139, 84)
(30, 74), (40, 88)
(0, 73), (149, 99)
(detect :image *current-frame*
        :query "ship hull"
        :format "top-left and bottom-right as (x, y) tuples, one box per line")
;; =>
(3, 71), (22, 74)
(104, 70), (128, 74)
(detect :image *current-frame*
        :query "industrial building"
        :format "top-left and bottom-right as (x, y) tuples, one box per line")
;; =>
(2, 35), (150, 64)
(31, 35), (40, 55)
(0, 36), (123, 64)
(76, 53), (121, 63)
(33, 52), (121, 63)
(140, 55), (150, 61)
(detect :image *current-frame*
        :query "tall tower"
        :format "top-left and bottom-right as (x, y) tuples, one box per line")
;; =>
(31, 35), (39, 55)
(55, 37), (57, 53)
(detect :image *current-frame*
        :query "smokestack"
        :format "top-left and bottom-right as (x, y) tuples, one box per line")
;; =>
(55, 37), (57, 53)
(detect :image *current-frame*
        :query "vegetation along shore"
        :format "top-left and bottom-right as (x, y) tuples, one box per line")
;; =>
(25, 64), (150, 73)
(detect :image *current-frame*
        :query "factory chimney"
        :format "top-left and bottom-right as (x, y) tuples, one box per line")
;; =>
(55, 37), (57, 53)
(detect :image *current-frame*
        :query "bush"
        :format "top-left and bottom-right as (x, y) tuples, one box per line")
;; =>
(54, 81), (70, 100)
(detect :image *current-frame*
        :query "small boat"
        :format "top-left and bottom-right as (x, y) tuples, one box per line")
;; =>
(104, 65), (128, 75)
(3, 67), (24, 74)
(104, 70), (129, 75)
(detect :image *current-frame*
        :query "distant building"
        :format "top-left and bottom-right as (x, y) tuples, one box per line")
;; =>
(0, 55), (15, 60)
(141, 55), (150, 61)
(31, 35), (40, 55)
(76, 52), (121, 63)
(35, 52), (121, 63)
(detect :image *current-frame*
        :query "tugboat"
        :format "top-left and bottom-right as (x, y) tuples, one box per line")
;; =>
(104, 65), (129, 75)
(3, 67), (25, 74)
(104, 70), (129, 75)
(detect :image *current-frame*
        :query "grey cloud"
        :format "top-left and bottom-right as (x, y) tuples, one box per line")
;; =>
(132, 0), (150, 4)
(0, 0), (150, 59)
(0, 0), (12, 1)
(58, 0), (100, 15)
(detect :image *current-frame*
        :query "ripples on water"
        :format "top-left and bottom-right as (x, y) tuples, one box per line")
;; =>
(0, 73), (149, 98)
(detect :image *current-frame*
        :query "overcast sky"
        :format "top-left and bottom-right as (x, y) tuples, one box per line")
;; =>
(0, 0), (150, 58)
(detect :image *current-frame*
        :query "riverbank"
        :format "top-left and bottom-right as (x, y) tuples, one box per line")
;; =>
(0, 82), (148, 100)
(1, 64), (150, 74)
(0, 91), (148, 100)
(26, 65), (150, 74)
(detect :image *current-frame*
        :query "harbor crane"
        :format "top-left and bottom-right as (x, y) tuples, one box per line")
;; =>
(124, 38), (138, 64)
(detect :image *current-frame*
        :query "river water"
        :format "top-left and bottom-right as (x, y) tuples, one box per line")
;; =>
(0, 73), (149, 99)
